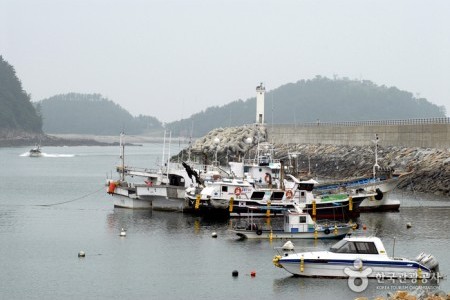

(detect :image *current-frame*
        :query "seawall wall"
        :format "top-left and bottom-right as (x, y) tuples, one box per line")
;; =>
(267, 118), (450, 148)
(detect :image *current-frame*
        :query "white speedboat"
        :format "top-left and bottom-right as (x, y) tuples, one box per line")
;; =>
(29, 144), (42, 157)
(232, 206), (353, 239)
(273, 236), (440, 278)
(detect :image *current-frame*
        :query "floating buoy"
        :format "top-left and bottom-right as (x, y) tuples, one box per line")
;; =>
(282, 240), (294, 250)
(120, 228), (127, 237)
(232, 270), (239, 277)
(78, 251), (85, 257)
(211, 232), (218, 238)
(406, 222), (412, 229)
(250, 271), (256, 277)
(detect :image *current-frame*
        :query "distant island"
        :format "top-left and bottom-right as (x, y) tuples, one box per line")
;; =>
(0, 55), (446, 146)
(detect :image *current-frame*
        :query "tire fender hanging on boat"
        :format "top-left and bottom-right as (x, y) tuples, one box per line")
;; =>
(375, 188), (383, 200)
(324, 228), (331, 235)
(256, 229), (262, 236)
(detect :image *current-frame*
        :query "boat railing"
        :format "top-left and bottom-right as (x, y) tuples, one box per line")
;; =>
(274, 246), (328, 256)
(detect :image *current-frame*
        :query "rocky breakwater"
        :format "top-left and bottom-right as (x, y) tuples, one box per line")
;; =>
(181, 124), (267, 163)
(273, 144), (450, 196)
(182, 125), (449, 196)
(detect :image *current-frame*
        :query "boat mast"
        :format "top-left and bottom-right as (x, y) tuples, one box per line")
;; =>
(166, 131), (172, 182)
(120, 132), (125, 181)
(162, 130), (166, 171)
(373, 134), (380, 179)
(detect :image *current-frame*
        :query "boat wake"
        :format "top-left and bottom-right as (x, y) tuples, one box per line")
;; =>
(20, 152), (75, 158)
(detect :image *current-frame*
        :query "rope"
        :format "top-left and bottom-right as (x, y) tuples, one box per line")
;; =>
(37, 186), (104, 207)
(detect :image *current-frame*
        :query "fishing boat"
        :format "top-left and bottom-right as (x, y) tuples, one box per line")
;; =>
(186, 174), (374, 219)
(315, 135), (412, 212)
(107, 132), (211, 211)
(273, 236), (440, 278)
(232, 206), (354, 239)
(29, 144), (42, 157)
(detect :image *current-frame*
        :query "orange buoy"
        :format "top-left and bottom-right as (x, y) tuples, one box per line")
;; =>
(108, 181), (117, 194)
(250, 271), (256, 277)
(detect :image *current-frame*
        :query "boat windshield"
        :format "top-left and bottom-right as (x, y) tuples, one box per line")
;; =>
(330, 239), (347, 252)
(330, 240), (379, 254)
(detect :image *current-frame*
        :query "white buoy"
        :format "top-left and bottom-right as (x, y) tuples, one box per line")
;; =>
(406, 222), (412, 229)
(282, 240), (294, 250)
(78, 251), (85, 257)
(120, 228), (127, 237)
(211, 232), (218, 238)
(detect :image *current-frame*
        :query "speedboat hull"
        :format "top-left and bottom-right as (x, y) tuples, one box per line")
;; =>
(276, 256), (433, 279)
(233, 226), (352, 239)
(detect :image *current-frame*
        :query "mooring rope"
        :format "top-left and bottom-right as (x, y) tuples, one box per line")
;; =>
(37, 186), (104, 207)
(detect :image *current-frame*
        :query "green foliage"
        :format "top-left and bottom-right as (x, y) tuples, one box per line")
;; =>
(0, 56), (42, 132)
(38, 93), (162, 135)
(166, 76), (446, 137)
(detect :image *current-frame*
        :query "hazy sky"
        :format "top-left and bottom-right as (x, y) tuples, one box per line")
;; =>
(2, 0), (449, 122)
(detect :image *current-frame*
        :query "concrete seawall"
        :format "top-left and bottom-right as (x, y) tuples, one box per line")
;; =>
(267, 118), (450, 148)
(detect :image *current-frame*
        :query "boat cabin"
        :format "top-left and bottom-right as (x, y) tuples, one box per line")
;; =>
(283, 212), (315, 233)
(329, 237), (387, 255)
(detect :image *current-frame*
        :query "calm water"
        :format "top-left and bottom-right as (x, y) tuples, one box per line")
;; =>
(0, 144), (448, 299)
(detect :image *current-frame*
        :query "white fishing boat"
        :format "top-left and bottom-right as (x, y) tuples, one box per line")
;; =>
(273, 236), (440, 278)
(232, 206), (354, 239)
(29, 144), (42, 157)
(186, 174), (374, 219)
(107, 132), (207, 210)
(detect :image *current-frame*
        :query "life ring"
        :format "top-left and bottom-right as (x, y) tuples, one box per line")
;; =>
(324, 228), (331, 235)
(234, 187), (242, 196)
(286, 189), (293, 199)
(374, 188), (383, 200)
(256, 229), (262, 236)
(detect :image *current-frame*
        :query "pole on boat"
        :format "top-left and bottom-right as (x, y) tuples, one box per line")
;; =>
(120, 132), (125, 181)
(392, 236), (396, 258)
(372, 134), (380, 179)
(167, 131), (172, 182)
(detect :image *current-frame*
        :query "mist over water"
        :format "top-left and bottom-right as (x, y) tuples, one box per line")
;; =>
(0, 144), (448, 299)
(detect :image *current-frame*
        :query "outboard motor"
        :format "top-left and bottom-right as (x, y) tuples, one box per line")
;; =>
(422, 255), (439, 273)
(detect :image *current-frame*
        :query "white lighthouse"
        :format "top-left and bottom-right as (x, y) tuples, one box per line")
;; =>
(256, 83), (265, 124)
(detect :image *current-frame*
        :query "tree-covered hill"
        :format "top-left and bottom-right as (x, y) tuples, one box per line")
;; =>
(0, 56), (42, 134)
(38, 93), (163, 135)
(166, 76), (446, 137)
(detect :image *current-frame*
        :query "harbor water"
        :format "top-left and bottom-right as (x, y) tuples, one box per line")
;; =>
(0, 144), (448, 299)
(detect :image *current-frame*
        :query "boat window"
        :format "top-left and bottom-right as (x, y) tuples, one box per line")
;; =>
(330, 239), (347, 252)
(330, 240), (357, 253)
(222, 186), (228, 192)
(354, 242), (378, 254)
(298, 183), (314, 192)
(251, 191), (265, 200)
(270, 191), (284, 201)
(299, 216), (307, 223)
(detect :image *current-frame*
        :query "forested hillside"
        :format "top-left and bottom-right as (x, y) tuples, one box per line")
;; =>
(38, 93), (163, 135)
(0, 56), (42, 134)
(166, 76), (446, 137)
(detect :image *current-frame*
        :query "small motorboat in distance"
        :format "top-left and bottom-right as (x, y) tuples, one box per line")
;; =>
(232, 206), (354, 239)
(273, 236), (440, 279)
(29, 144), (42, 157)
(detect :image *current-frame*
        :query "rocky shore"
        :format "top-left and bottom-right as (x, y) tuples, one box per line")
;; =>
(186, 125), (450, 196)
(0, 131), (117, 147)
(356, 290), (450, 300)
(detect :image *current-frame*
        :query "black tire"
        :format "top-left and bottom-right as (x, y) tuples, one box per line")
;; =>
(324, 228), (331, 235)
(256, 229), (262, 236)
(375, 188), (383, 200)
